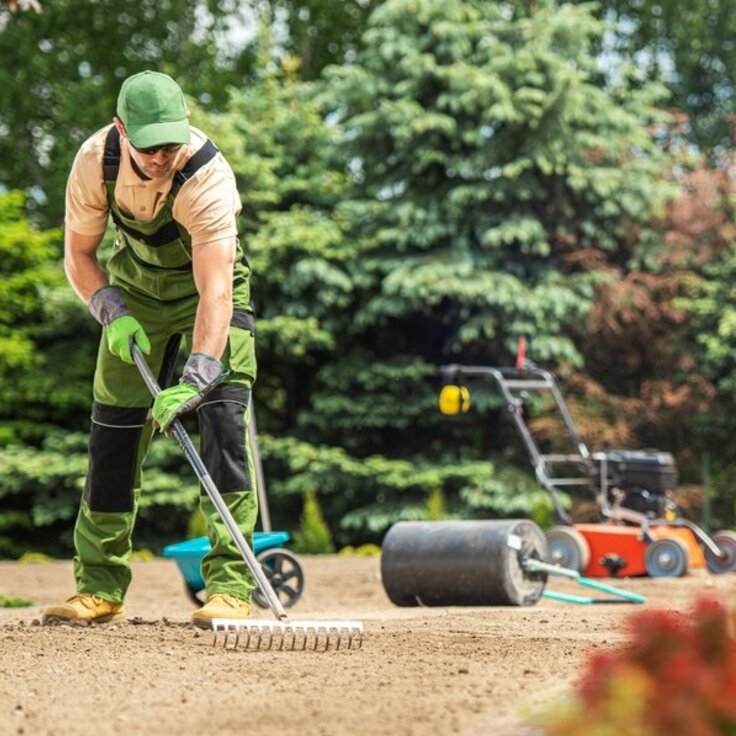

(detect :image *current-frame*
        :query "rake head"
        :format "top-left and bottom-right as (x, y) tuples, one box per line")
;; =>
(212, 618), (364, 651)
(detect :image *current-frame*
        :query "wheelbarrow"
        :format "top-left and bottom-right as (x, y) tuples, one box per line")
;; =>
(163, 531), (305, 609)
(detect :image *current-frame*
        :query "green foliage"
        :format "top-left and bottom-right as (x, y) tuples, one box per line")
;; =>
(187, 508), (208, 540)
(0, 191), (94, 437)
(598, 0), (736, 155)
(269, 0), (380, 80)
(0, 430), (200, 559)
(293, 490), (335, 554)
(338, 543), (382, 557)
(679, 247), (736, 399)
(260, 434), (549, 543)
(425, 487), (446, 521)
(0, 595), (34, 608)
(320, 0), (672, 371)
(17, 552), (53, 563)
(130, 549), (156, 561)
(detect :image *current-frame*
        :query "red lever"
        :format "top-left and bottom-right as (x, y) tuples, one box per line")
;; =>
(515, 336), (526, 370)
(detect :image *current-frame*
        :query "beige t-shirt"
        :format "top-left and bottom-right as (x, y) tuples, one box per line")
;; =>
(65, 124), (241, 246)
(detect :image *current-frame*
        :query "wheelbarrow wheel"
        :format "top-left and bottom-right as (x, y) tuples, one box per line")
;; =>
(704, 530), (736, 574)
(185, 548), (305, 609)
(645, 536), (689, 577)
(252, 548), (305, 610)
(545, 526), (590, 572)
(185, 582), (207, 607)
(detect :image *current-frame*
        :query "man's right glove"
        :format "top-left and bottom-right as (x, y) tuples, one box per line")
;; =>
(88, 285), (151, 365)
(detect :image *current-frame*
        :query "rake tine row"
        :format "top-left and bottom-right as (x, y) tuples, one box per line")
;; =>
(212, 619), (364, 651)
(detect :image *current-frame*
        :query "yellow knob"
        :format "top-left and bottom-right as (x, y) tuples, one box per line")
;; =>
(438, 384), (471, 415)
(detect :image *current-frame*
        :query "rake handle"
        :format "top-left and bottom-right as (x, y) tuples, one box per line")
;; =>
(132, 343), (288, 621)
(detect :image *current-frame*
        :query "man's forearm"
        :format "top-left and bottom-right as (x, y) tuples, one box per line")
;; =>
(64, 229), (108, 304)
(192, 291), (232, 359)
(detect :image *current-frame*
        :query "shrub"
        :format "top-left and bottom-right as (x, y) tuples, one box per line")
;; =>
(542, 597), (736, 736)
(293, 490), (335, 554)
(338, 543), (381, 557)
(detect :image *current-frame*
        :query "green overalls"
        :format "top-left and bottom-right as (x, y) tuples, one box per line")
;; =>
(73, 126), (258, 604)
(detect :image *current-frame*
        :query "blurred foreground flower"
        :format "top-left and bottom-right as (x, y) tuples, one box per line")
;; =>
(541, 597), (736, 736)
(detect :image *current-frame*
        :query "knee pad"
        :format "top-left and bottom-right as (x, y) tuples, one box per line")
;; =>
(84, 403), (149, 512)
(197, 384), (252, 494)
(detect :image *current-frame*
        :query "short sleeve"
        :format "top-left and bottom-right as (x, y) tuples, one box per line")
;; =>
(172, 153), (241, 246)
(64, 129), (110, 235)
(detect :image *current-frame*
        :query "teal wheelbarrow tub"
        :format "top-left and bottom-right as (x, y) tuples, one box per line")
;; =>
(163, 532), (305, 609)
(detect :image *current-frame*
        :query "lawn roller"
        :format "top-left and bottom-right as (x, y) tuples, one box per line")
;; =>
(381, 520), (645, 606)
(438, 354), (736, 579)
(133, 344), (363, 650)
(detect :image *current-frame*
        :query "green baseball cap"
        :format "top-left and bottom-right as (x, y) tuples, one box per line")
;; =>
(116, 70), (190, 148)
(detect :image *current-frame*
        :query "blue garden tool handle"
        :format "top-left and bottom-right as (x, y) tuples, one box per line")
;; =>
(525, 558), (646, 605)
(577, 577), (647, 603)
(131, 342), (288, 622)
(543, 591), (595, 605)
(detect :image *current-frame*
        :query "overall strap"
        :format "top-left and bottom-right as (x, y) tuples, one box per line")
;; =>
(170, 139), (219, 197)
(103, 125), (121, 182)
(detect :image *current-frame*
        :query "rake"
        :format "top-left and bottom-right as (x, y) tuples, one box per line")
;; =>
(132, 344), (364, 650)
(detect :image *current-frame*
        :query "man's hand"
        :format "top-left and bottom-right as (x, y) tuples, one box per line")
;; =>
(152, 383), (200, 432)
(152, 353), (227, 432)
(106, 315), (151, 364)
(87, 285), (151, 365)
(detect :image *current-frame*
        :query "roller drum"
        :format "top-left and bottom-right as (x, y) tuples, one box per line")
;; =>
(381, 520), (547, 607)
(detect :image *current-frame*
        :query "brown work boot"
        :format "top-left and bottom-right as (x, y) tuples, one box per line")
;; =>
(43, 594), (124, 625)
(191, 593), (251, 629)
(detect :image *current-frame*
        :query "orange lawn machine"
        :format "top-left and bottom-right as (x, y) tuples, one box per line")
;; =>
(438, 354), (736, 579)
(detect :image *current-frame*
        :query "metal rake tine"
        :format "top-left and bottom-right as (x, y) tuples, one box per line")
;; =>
(211, 619), (364, 651)
(283, 626), (294, 651)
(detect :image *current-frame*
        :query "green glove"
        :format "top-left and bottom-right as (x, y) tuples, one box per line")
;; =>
(106, 315), (151, 365)
(152, 353), (227, 432)
(152, 382), (200, 432)
(88, 285), (151, 365)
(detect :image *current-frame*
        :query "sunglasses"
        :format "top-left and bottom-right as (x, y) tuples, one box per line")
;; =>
(131, 142), (184, 155)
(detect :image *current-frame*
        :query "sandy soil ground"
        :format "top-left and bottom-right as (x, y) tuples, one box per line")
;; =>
(0, 554), (733, 736)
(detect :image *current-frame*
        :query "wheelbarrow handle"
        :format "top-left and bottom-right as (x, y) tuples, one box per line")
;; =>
(131, 342), (288, 621)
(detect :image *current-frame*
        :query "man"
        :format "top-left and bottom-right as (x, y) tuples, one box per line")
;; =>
(43, 70), (257, 628)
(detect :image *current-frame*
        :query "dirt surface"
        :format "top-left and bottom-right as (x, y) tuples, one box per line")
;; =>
(0, 555), (733, 736)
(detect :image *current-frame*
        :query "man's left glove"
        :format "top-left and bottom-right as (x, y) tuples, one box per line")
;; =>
(152, 353), (228, 432)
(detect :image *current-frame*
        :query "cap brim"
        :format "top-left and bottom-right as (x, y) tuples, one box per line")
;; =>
(127, 119), (190, 148)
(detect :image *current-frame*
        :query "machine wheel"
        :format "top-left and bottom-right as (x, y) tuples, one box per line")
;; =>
(252, 548), (305, 610)
(704, 530), (736, 574)
(545, 526), (591, 572)
(186, 548), (305, 609)
(644, 537), (690, 577)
